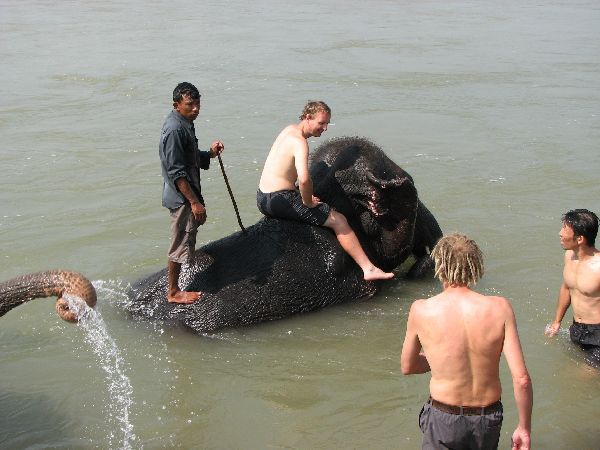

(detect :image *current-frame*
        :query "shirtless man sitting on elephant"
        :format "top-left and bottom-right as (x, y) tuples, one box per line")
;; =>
(257, 100), (394, 282)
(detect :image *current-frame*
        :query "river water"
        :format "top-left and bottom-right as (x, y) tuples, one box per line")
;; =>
(1, 0), (599, 448)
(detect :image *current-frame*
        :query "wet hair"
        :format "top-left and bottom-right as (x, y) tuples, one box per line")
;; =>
(431, 233), (484, 286)
(173, 82), (200, 102)
(299, 101), (331, 120)
(562, 209), (598, 247)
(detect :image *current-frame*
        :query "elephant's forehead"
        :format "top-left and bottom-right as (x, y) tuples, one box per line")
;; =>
(334, 163), (406, 190)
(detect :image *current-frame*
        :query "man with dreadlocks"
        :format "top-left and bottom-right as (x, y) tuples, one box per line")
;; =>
(401, 233), (532, 450)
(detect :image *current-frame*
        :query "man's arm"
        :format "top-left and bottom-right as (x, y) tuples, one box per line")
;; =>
(502, 302), (532, 450)
(175, 178), (206, 224)
(545, 281), (571, 337)
(161, 129), (190, 183)
(400, 302), (431, 375)
(546, 252), (573, 337)
(293, 140), (317, 207)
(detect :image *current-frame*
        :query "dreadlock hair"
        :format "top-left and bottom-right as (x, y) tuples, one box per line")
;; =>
(299, 100), (331, 120)
(431, 233), (484, 286)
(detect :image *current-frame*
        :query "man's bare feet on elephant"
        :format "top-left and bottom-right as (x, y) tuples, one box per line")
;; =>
(363, 266), (395, 281)
(167, 290), (202, 304)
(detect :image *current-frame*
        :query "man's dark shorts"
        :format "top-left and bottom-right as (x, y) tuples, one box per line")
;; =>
(257, 189), (331, 226)
(418, 398), (503, 450)
(570, 321), (600, 364)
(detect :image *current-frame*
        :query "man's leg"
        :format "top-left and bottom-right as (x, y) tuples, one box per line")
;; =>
(323, 210), (394, 281)
(167, 205), (202, 304)
(167, 260), (201, 304)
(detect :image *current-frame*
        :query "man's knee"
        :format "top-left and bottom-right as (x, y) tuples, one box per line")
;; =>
(325, 209), (349, 230)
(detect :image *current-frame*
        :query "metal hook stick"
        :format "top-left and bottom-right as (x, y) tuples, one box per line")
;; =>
(217, 154), (246, 233)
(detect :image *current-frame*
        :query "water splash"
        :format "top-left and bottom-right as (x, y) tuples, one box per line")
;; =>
(65, 293), (137, 449)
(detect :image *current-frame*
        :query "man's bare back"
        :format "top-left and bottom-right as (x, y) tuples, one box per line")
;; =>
(259, 124), (306, 194)
(405, 286), (512, 406)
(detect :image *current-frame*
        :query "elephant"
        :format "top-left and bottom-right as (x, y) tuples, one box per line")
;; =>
(126, 136), (442, 333)
(0, 137), (441, 332)
(0, 270), (97, 322)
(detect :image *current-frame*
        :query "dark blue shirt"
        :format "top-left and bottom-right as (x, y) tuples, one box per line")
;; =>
(159, 110), (211, 210)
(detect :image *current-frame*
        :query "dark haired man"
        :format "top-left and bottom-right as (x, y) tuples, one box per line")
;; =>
(256, 101), (393, 281)
(159, 82), (224, 304)
(401, 233), (532, 450)
(545, 209), (600, 364)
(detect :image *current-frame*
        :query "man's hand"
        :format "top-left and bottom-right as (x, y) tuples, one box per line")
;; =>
(210, 141), (224, 158)
(545, 321), (561, 337)
(191, 201), (207, 225)
(306, 195), (322, 208)
(511, 426), (531, 449)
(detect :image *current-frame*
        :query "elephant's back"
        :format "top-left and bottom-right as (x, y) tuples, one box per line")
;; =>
(127, 217), (376, 333)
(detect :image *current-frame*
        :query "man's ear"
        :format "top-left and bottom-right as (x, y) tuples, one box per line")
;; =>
(576, 234), (586, 245)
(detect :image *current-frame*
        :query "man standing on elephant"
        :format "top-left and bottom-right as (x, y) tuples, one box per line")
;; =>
(401, 233), (532, 450)
(545, 209), (600, 364)
(257, 100), (393, 281)
(159, 82), (224, 304)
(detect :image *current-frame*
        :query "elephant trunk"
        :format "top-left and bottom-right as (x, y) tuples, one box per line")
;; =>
(0, 270), (97, 322)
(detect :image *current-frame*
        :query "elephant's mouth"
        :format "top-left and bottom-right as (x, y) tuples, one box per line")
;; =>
(352, 199), (386, 219)
(367, 198), (390, 218)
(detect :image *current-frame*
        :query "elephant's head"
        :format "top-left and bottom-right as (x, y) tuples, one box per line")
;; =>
(0, 270), (97, 322)
(310, 137), (419, 270)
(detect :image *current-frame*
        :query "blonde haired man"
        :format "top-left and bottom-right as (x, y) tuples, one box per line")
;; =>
(257, 101), (393, 281)
(401, 233), (532, 450)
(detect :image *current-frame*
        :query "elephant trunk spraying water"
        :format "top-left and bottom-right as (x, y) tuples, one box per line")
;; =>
(0, 270), (97, 322)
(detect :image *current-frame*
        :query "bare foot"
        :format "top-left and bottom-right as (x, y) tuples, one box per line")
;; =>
(167, 290), (202, 304)
(363, 267), (395, 281)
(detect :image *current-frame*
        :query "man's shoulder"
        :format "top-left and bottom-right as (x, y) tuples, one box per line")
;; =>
(488, 294), (512, 308)
(281, 124), (306, 142)
(477, 294), (516, 323)
(590, 249), (600, 266)
(274, 125), (307, 155)
(161, 111), (187, 133)
(453, 291), (512, 316)
(409, 296), (441, 317)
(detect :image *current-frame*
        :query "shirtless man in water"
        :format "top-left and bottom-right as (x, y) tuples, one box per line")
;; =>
(401, 233), (532, 450)
(256, 101), (393, 281)
(545, 209), (600, 364)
